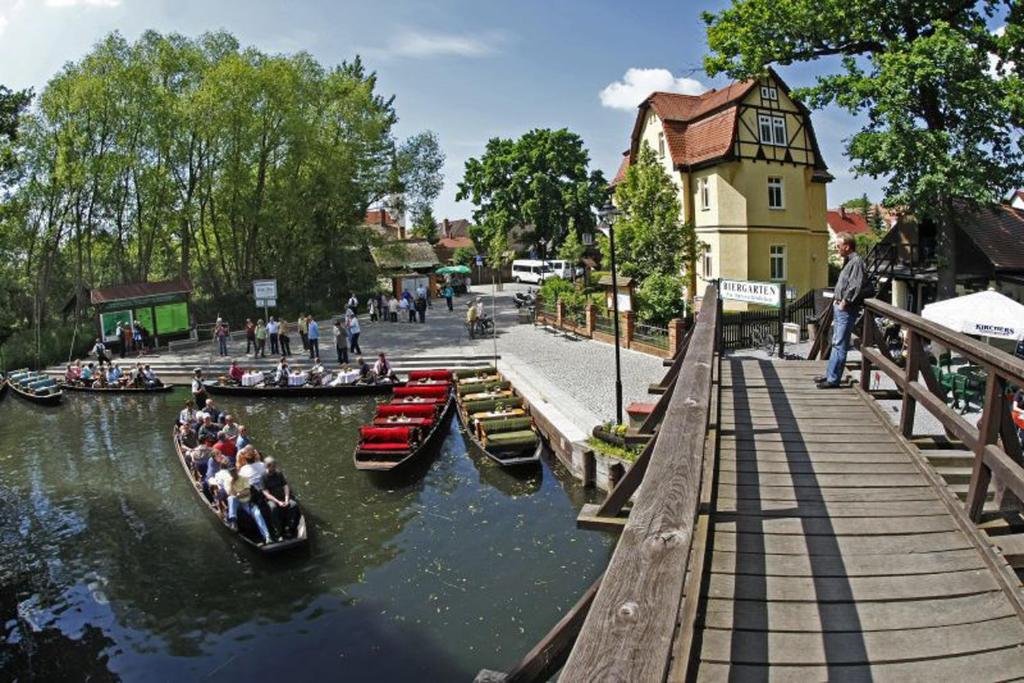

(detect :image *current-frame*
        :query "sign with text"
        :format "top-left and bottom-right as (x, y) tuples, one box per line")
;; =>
(253, 279), (277, 301)
(720, 279), (783, 307)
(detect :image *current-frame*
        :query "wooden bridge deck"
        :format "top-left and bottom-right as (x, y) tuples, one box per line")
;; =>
(679, 358), (1024, 681)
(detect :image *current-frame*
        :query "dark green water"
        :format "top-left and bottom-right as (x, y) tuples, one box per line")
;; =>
(0, 389), (613, 681)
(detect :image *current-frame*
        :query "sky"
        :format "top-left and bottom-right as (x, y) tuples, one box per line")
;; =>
(0, 0), (887, 221)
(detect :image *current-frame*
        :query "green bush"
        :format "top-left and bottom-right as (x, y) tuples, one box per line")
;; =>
(1, 322), (94, 371)
(452, 246), (478, 266)
(636, 273), (686, 326)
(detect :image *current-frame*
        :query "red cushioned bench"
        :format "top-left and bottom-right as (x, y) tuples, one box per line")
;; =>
(407, 369), (452, 382)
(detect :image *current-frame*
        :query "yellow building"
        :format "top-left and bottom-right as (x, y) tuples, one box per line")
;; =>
(613, 68), (831, 309)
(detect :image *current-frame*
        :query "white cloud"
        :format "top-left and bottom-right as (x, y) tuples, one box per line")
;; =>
(45, 0), (121, 6)
(391, 28), (498, 58)
(600, 68), (709, 111)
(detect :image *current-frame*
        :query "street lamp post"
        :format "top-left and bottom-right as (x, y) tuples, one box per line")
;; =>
(599, 202), (624, 426)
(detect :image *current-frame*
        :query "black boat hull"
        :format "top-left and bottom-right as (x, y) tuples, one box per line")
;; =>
(7, 380), (63, 406)
(206, 381), (400, 398)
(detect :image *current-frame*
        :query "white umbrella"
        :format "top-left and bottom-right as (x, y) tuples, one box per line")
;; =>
(921, 290), (1024, 340)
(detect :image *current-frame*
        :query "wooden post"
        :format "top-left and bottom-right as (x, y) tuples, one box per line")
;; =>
(556, 299), (565, 329)
(860, 309), (875, 391)
(622, 311), (634, 350)
(585, 302), (596, 337)
(667, 318), (684, 357)
(966, 374), (1004, 521)
(899, 330), (923, 438)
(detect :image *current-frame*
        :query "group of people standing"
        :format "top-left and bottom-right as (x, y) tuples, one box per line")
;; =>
(367, 285), (433, 324)
(242, 315), (318, 359)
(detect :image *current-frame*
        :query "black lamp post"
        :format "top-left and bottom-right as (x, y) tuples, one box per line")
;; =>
(598, 202), (624, 426)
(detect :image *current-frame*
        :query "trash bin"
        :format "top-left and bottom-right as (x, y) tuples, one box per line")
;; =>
(783, 322), (800, 345)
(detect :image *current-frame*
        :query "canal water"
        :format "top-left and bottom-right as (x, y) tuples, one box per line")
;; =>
(0, 389), (613, 681)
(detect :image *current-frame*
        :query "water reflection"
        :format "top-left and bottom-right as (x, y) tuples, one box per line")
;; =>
(0, 389), (612, 680)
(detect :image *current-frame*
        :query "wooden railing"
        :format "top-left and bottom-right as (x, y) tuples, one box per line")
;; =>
(559, 284), (719, 681)
(859, 298), (1024, 519)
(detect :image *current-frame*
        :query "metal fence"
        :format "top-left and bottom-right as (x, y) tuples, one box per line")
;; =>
(720, 309), (779, 350)
(632, 321), (670, 349)
(594, 313), (616, 335)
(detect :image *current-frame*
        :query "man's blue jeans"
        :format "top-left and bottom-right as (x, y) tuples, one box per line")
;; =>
(228, 496), (271, 542)
(826, 303), (857, 384)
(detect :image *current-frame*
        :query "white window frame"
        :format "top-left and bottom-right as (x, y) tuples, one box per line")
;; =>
(657, 132), (665, 159)
(758, 113), (788, 146)
(703, 248), (713, 278)
(761, 86), (778, 101)
(768, 176), (784, 210)
(769, 244), (786, 281)
(582, 232), (594, 246)
(699, 177), (710, 211)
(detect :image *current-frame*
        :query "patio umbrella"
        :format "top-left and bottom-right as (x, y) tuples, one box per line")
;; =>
(437, 265), (472, 275)
(921, 289), (1024, 340)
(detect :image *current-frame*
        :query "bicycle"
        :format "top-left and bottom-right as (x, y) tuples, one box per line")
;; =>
(751, 327), (776, 356)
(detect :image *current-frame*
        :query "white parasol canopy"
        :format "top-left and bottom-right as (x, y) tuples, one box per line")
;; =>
(921, 289), (1024, 340)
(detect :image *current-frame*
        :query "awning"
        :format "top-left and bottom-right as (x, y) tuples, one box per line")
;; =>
(921, 289), (1024, 339)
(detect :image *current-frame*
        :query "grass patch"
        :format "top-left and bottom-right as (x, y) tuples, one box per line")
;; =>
(586, 436), (641, 463)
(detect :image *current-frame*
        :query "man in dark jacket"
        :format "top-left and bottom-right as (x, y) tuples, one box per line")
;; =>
(818, 233), (867, 389)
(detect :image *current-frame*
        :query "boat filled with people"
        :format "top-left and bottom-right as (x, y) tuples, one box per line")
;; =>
(6, 369), (63, 406)
(205, 355), (402, 398)
(60, 360), (173, 393)
(453, 367), (542, 467)
(173, 399), (308, 553)
(353, 369), (455, 472)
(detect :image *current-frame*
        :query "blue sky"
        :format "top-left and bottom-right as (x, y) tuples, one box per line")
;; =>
(0, 0), (884, 220)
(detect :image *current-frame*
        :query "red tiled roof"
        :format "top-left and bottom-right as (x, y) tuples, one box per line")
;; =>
(960, 204), (1024, 271)
(646, 80), (756, 124)
(437, 236), (475, 250)
(90, 278), (192, 305)
(826, 209), (871, 236)
(611, 152), (631, 185)
(365, 209), (398, 226)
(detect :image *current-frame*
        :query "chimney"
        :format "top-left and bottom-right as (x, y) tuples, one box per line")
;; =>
(443, 218), (451, 238)
(399, 223), (406, 240)
(840, 207), (846, 219)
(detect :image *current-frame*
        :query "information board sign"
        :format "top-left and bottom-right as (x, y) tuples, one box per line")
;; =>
(720, 279), (783, 308)
(134, 306), (155, 334)
(100, 310), (133, 342)
(253, 279), (277, 301)
(154, 302), (190, 334)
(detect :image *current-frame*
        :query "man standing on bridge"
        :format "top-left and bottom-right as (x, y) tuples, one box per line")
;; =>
(817, 233), (867, 389)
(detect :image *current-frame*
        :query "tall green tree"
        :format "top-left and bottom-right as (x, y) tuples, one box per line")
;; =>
(606, 142), (700, 291)
(704, 0), (1024, 298)
(410, 205), (438, 243)
(456, 128), (607, 257)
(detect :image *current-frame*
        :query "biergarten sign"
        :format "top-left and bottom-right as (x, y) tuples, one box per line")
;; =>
(720, 279), (783, 307)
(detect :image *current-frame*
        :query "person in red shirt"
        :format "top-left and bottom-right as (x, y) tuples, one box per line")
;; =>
(213, 432), (238, 467)
(244, 318), (256, 354)
(228, 361), (245, 384)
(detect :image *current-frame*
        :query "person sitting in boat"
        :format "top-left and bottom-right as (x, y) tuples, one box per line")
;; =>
(235, 424), (251, 450)
(64, 363), (80, 385)
(309, 358), (326, 386)
(356, 357), (373, 384)
(215, 466), (272, 544)
(141, 364), (162, 388)
(177, 423), (199, 450)
(238, 446), (267, 489)
(197, 415), (219, 444)
(262, 457), (298, 539)
(106, 362), (124, 387)
(81, 363), (95, 385)
(372, 352), (398, 384)
(128, 363), (145, 388)
(274, 359), (290, 388)
(178, 400), (198, 427)
(219, 414), (240, 441)
(227, 361), (245, 385)
(203, 398), (223, 426)
(213, 432), (238, 469)
(184, 434), (215, 477)
(191, 368), (208, 409)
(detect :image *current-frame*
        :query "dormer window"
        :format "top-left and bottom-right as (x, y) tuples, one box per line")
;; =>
(760, 86), (778, 101)
(758, 113), (788, 146)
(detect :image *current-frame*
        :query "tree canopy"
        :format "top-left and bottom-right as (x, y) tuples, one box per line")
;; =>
(0, 30), (443, 356)
(704, 0), (1024, 297)
(456, 128), (607, 258)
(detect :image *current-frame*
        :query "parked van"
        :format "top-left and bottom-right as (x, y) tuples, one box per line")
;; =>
(544, 260), (574, 280)
(511, 259), (552, 284)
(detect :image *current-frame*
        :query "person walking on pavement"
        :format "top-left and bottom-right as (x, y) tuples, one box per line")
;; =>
(254, 319), (268, 358)
(388, 295), (399, 323)
(334, 321), (349, 364)
(298, 314), (308, 351)
(244, 318), (256, 354)
(347, 293), (359, 314)
(415, 295), (427, 324)
(348, 314), (362, 354)
(267, 317), (280, 355)
(307, 315), (320, 359)
(817, 233), (867, 389)
(443, 283), (454, 312)
(279, 320), (291, 356)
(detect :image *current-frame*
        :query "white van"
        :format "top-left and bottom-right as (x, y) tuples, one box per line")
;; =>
(511, 259), (552, 284)
(544, 260), (574, 280)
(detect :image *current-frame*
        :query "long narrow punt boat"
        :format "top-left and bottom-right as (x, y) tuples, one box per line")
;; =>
(171, 429), (308, 554)
(453, 367), (542, 467)
(0, 374), (7, 402)
(61, 382), (175, 394)
(7, 369), (63, 406)
(206, 377), (400, 398)
(353, 370), (455, 472)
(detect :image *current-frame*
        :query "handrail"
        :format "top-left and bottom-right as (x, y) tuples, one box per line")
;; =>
(860, 298), (1024, 521)
(560, 284), (719, 681)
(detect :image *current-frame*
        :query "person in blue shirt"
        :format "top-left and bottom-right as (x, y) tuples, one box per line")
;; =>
(307, 316), (319, 360)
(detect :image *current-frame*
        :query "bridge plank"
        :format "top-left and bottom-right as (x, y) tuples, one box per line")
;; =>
(718, 460), (919, 474)
(718, 484), (939, 502)
(714, 498), (950, 518)
(717, 471), (928, 488)
(711, 514), (958, 536)
(708, 548), (986, 577)
(719, 449), (913, 463)
(712, 530), (973, 555)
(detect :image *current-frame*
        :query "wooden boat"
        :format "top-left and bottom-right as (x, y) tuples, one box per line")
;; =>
(61, 381), (175, 394)
(353, 369), (455, 472)
(6, 369), (63, 406)
(0, 374), (7, 402)
(453, 367), (542, 467)
(205, 377), (401, 398)
(171, 429), (308, 554)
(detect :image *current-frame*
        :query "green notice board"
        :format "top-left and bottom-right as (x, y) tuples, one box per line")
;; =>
(155, 302), (190, 334)
(100, 310), (133, 342)
(134, 307), (155, 333)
